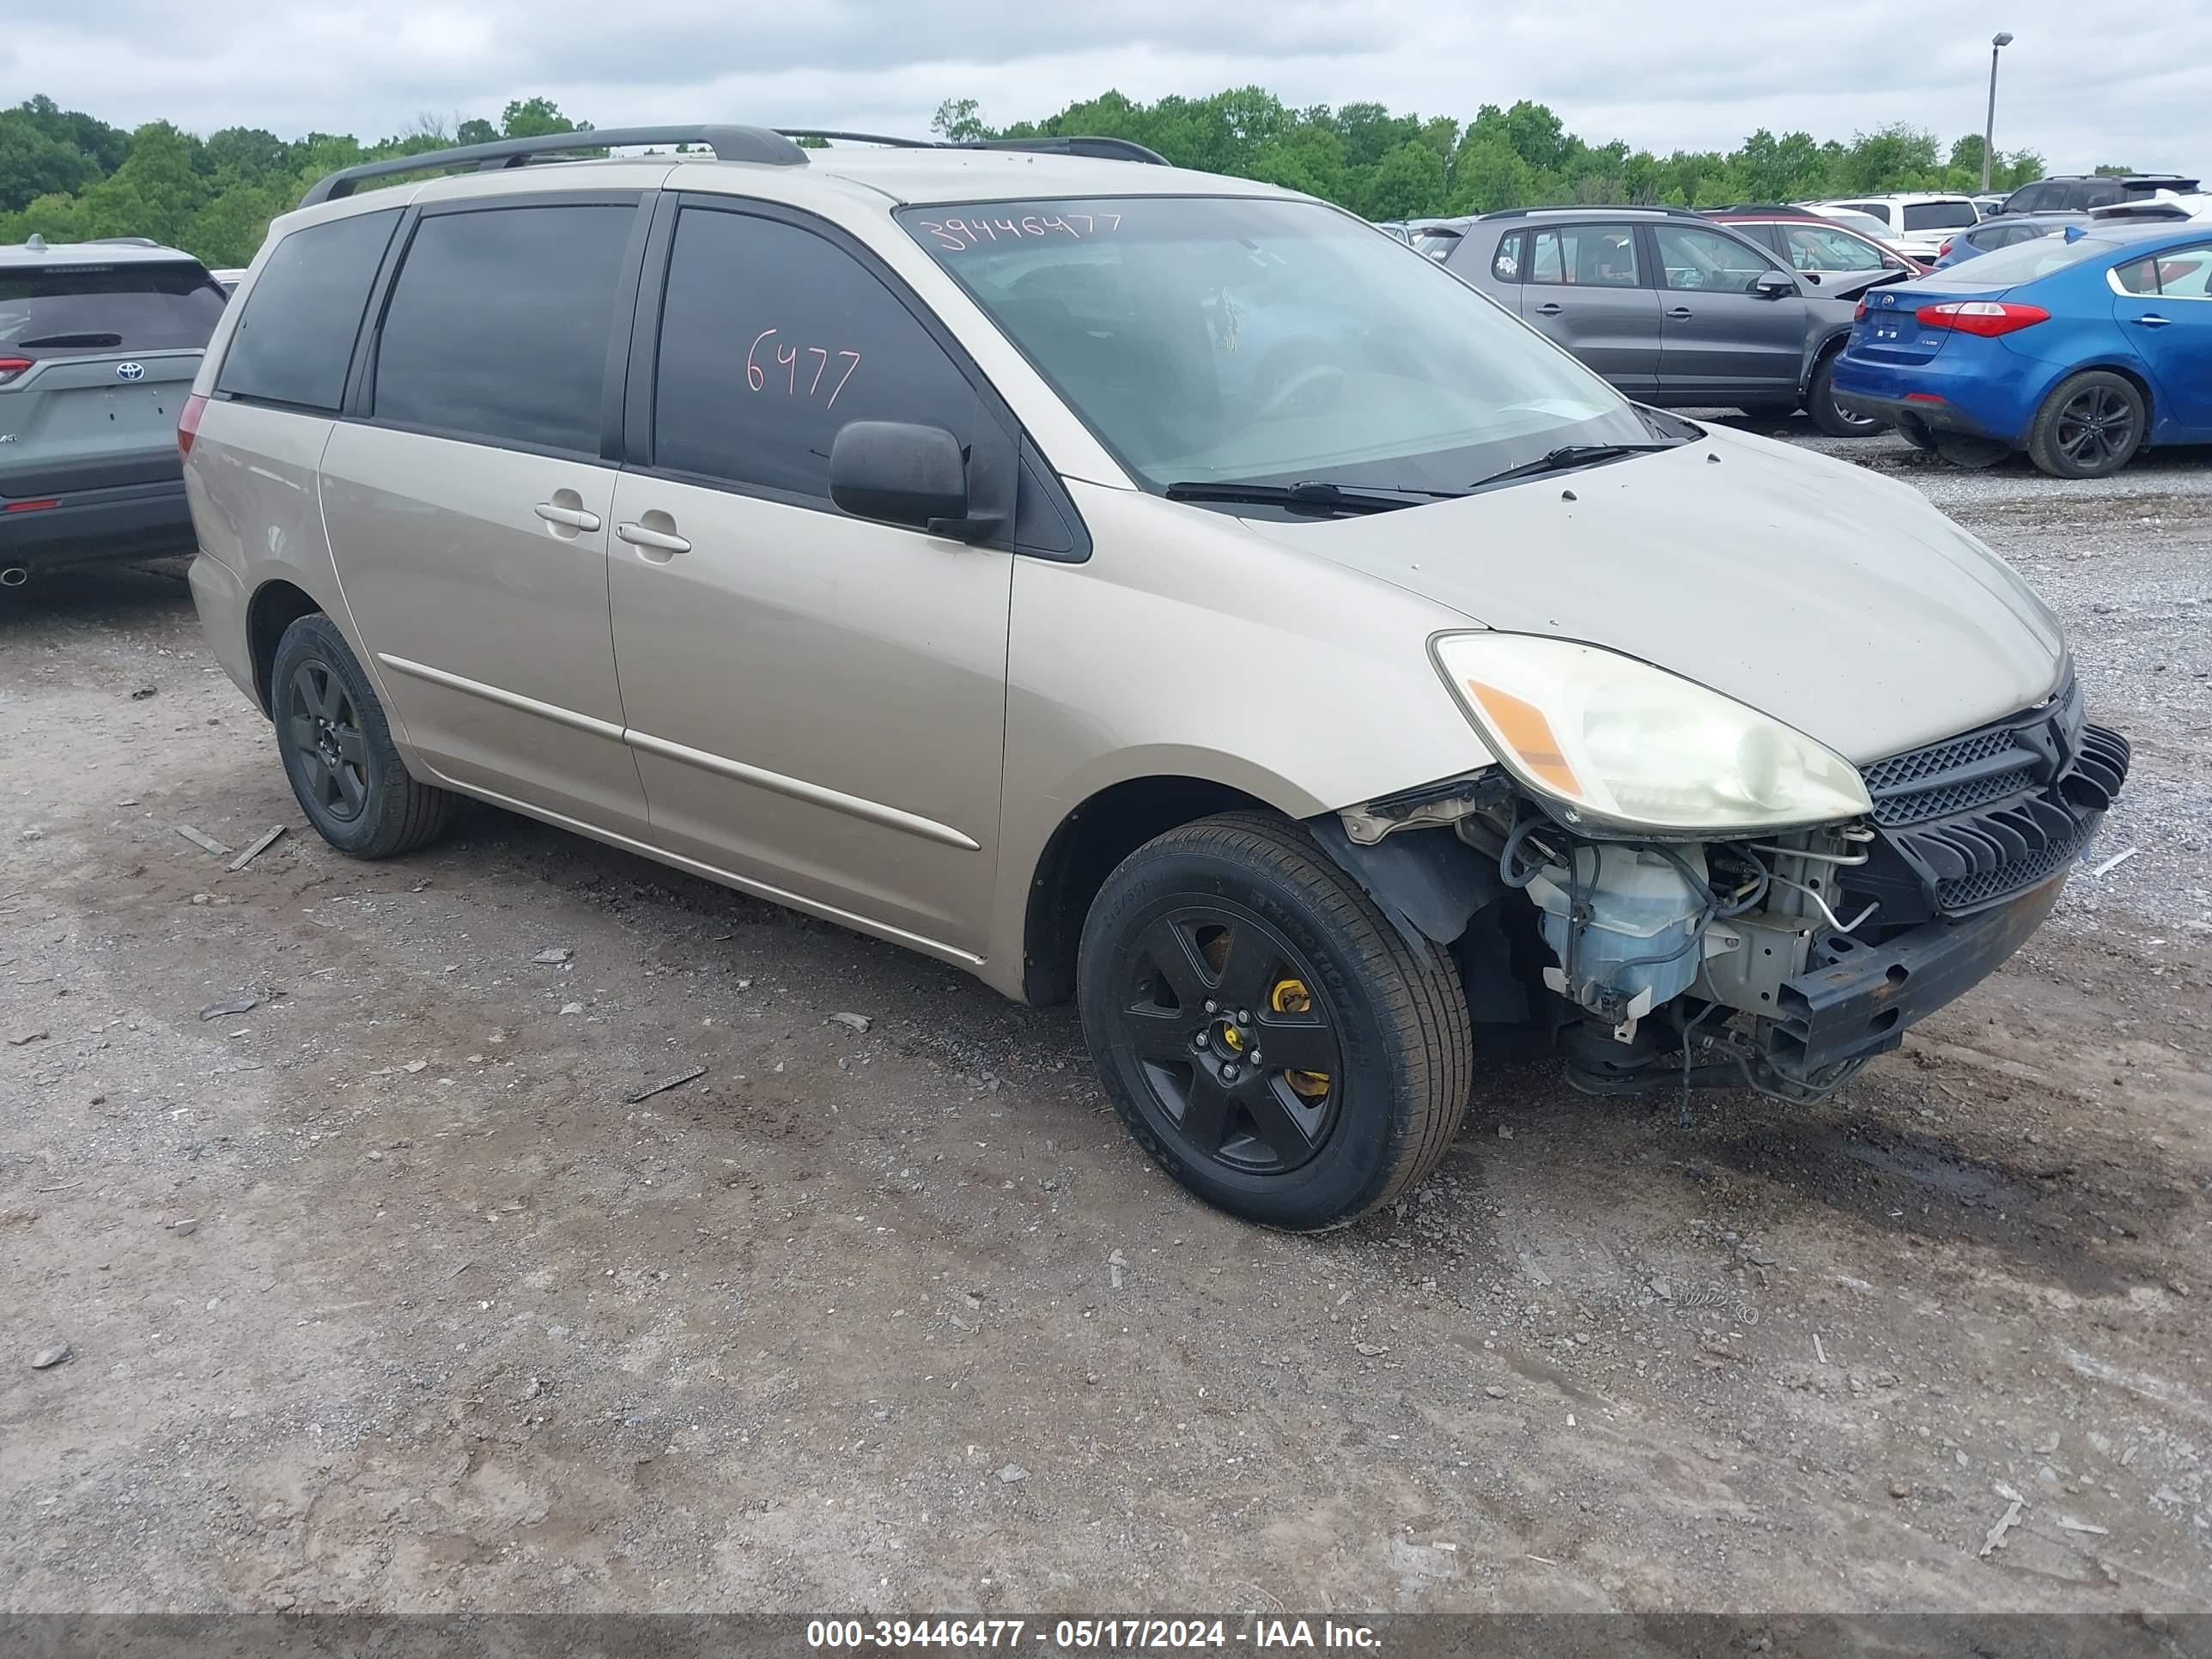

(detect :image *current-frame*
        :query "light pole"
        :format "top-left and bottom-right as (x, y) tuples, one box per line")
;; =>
(1982, 31), (2014, 196)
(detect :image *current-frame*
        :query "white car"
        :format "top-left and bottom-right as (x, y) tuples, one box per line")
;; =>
(1803, 195), (1979, 262)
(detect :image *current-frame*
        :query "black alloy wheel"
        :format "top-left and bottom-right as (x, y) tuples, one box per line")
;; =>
(284, 657), (370, 823)
(2032, 372), (2145, 478)
(1111, 900), (1346, 1176)
(268, 611), (456, 859)
(1076, 812), (1473, 1230)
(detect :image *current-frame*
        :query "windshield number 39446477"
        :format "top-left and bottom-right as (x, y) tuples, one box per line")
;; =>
(916, 212), (1124, 252)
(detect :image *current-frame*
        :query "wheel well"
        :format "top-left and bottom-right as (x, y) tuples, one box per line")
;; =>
(246, 580), (323, 716)
(2064, 362), (2155, 424)
(1805, 329), (1850, 392)
(1021, 776), (1273, 1006)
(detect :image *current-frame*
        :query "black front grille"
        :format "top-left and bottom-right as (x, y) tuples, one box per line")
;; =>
(1870, 760), (2041, 827)
(1862, 727), (2021, 794)
(1936, 811), (2096, 909)
(1850, 680), (2130, 920)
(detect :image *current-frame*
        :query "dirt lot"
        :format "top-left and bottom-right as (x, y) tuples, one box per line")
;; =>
(3, 427), (2209, 1616)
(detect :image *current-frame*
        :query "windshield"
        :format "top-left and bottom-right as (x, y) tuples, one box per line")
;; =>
(1949, 233), (2128, 284)
(900, 196), (1661, 496)
(0, 261), (226, 352)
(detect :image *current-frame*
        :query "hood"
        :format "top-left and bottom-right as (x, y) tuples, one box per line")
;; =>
(1237, 426), (2064, 764)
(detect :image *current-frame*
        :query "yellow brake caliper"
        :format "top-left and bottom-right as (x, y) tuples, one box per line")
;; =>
(1271, 978), (1331, 1100)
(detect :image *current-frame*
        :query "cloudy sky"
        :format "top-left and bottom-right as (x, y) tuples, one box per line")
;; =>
(10, 0), (2210, 171)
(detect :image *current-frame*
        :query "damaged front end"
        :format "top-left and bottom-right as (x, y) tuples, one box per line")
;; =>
(1325, 675), (2130, 1102)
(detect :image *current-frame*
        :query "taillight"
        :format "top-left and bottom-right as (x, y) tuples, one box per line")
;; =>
(1937, 238), (1954, 258)
(177, 392), (207, 459)
(1854, 299), (1869, 321)
(0, 356), (30, 386)
(1917, 300), (2051, 337)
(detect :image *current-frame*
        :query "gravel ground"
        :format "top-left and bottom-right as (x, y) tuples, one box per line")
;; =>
(2, 431), (2208, 1616)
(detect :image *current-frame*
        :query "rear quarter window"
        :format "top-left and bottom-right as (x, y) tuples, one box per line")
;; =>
(1903, 201), (1978, 232)
(216, 209), (402, 411)
(1488, 231), (1524, 281)
(0, 261), (225, 354)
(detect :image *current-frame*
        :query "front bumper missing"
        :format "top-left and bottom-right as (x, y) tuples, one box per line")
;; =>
(1767, 869), (2066, 1078)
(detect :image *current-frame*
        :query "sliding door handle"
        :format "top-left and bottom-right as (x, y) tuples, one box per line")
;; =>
(616, 520), (691, 556)
(534, 501), (601, 531)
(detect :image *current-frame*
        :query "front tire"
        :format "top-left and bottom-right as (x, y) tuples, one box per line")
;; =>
(1807, 355), (1882, 438)
(2028, 370), (2145, 478)
(270, 613), (456, 859)
(1076, 812), (1473, 1230)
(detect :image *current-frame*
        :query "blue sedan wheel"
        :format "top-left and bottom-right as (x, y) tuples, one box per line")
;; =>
(2029, 370), (2146, 479)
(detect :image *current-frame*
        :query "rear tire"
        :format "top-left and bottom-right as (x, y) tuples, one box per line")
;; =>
(270, 613), (456, 860)
(1076, 812), (1473, 1230)
(1807, 354), (1882, 437)
(2027, 370), (2145, 478)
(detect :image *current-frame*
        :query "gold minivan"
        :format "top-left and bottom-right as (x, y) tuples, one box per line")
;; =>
(184, 126), (2128, 1229)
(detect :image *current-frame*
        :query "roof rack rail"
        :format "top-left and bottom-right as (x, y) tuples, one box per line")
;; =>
(1704, 203), (1814, 215)
(956, 136), (1170, 165)
(777, 129), (1170, 166)
(87, 234), (164, 247)
(773, 129), (935, 149)
(300, 125), (808, 208)
(1475, 203), (1700, 220)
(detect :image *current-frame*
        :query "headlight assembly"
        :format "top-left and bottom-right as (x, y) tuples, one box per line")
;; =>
(1432, 633), (1871, 836)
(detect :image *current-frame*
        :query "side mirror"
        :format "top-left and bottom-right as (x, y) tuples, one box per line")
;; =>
(1752, 269), (1798, 300)
(829, 421), (973, 535)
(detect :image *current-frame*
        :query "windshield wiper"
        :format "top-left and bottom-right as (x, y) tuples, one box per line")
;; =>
(1468, 442), (1681, 493)
(15, 331), (126, 349)
(1164, 479), (1461, 515)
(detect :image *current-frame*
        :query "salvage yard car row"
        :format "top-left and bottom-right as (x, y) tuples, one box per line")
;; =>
(1, 125), (2197, 1233)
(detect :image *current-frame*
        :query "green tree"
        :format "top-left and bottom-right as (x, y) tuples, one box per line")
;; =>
(1360, 138), (1446, 219)
(0, 112), (100, 212)
(1446, 135), (1531, 214)
(1501, 100), (1571, 173)
(203, 126), (292, 184)
(931, 99), (987, 143)
(501, 98), (579, 139)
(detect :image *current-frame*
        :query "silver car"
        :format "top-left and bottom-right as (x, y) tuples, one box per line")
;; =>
(182, 125), (2128, 1230)
(1, 234), (225, 581)
(1444, 206), (1890, 434)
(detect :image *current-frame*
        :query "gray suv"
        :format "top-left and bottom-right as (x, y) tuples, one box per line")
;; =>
(1446, 207), (1887, 435)
(1, 234), (226, 583)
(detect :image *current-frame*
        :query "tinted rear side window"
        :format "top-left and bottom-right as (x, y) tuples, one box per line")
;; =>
(373, 203), (635, 453)
(217, 209), (401, 410)
(1903, 201), (1978, 232)
(0, 261), (225, 354)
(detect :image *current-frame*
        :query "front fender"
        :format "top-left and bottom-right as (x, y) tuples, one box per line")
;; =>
(983, 483), (1495, 995)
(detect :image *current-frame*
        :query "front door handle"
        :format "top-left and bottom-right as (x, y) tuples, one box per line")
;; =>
(1534, 301), (1564, 316)
(1666, 306), (1694, 319)
(2131, 314), (2172, 328)
(534, 501), (602, 531)
(616, 520), (691, 556)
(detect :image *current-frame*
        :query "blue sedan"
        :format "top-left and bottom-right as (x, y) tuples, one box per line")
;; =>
(1832, 222), (2212, 477)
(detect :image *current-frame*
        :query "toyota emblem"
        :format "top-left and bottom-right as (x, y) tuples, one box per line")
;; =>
(1879, 294), (1896, 307)
(115, 361), (145, 381)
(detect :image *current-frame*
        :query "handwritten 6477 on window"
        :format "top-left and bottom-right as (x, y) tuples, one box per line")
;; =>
(746, 329), (862, 408)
